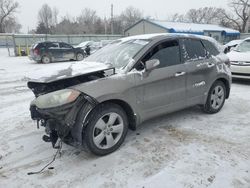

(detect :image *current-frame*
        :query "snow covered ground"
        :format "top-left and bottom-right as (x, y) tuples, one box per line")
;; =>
(0, 48), (249, 188)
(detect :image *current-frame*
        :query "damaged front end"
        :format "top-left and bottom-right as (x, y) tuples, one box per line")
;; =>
(30, 89), (97, 148)
(27, 68), (116, 148)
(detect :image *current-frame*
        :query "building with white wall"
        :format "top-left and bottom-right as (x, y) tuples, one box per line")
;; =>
(124, 19), (240, 43)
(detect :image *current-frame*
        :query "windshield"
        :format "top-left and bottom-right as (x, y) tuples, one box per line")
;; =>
(236, 40), (250, 52)
(84, 39), (150, 69)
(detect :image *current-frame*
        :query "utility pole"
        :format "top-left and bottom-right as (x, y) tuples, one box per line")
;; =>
(111, 4), (114, 35)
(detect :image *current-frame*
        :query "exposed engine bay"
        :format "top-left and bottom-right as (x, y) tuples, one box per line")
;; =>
(28, 68), (115, 97)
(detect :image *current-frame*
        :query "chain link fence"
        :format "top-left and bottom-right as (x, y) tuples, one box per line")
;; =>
(0, 34), (15, 56)
(0, 34), (123, 56)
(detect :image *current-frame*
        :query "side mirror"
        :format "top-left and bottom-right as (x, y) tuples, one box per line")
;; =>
(224, 46), (230, 54)
(145, 59), (160, 71)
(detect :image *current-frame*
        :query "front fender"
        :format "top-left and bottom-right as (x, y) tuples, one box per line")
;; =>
(70, 73), (140, 145)
(71, 73), (138, 108)
(70, 72), (142, 127)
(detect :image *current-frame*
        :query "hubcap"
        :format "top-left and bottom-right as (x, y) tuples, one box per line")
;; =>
(210, 85), (224, 110)
(43, 56), (50, 63)
(93, 112), (124, 149)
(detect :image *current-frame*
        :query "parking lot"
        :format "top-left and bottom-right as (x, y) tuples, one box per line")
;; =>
(0, 49), (249, 188)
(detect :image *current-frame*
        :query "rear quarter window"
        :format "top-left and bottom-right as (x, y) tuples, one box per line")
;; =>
(181, 39), (207, 61)
(33, 43), (45, 49)
(201, 40), (220, 56)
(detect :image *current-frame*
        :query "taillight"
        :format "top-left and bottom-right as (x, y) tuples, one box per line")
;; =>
(34, 49), (39, 55)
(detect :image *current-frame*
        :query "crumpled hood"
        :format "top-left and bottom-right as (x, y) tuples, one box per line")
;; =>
(227, 50), (250, 62)
(27, 61), (115, 97)
(28, 61), (112, 83)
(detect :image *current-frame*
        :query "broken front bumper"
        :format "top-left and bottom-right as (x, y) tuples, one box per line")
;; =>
(30, 95), (97, 148)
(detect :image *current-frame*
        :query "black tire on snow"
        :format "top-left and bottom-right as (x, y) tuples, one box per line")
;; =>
(79, 103), (128, 156)
(203, 80), (226, 114)
(41, 55), (51, 64)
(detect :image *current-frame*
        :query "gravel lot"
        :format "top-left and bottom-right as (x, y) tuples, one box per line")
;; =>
(0, 49), (249, 188)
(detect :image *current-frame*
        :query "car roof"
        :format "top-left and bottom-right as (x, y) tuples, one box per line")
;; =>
(36, 41), (68, 44)
(117, 33), (223, 52)
(119, 33), (217, 42)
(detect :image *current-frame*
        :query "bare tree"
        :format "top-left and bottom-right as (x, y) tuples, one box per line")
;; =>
(93, 17), (105, 34)
(220, 10), (242, 31)
(166, 6), (242, 31)
(167, 13), (186, 22)
(55, 15), (80, 34)
(77, 8), (98, 33)
(227, 0), (250, 32)
(0, 0), (19, 33)
(185, 7), (227, 24)
(119, 6), (143, 31)
(4, 16), (20, 32)
(52, 7), (59, 26)
(37, 4), (53, 34)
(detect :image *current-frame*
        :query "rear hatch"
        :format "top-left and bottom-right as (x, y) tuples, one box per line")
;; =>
(30, 43), (45, 57)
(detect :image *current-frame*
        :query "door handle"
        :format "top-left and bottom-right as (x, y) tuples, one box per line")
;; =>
(175, 72), (186, 77)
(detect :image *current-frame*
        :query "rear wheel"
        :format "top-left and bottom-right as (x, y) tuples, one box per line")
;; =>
(82, 103), (128, 156)
(41, 55), (51, 64)
(76, 53), (84, 61)
(203, 81), (226, 114)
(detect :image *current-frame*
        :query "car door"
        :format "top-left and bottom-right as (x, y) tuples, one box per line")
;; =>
(133, 39), (187, 121)
(180, 38), (217, 106)
(60, 43), (75, 60)
(47, 42), (61, 61)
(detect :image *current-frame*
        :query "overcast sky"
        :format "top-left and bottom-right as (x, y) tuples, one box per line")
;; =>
(16, 0), (229, 33)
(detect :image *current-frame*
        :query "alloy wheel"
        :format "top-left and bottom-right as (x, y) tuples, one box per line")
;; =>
(210, 85), (225, 110)
(92, 112), (124, 149)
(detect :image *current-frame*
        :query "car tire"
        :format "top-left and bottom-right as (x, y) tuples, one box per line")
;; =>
(76, 53), (84, 61)
(82, 103), (128, 156)
(41, 55), (51, 64)
(203, 81), (226, 114)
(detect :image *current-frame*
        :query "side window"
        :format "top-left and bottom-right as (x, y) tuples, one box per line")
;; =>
(47, 42), (59, 49)
(60, 43), (72, 49)
(142, 40), (181, 68)
(201, 40), (220, 56)
(182, 39), (207, 61)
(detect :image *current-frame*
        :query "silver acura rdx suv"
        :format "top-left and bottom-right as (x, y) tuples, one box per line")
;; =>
(28, 33), (231, 155)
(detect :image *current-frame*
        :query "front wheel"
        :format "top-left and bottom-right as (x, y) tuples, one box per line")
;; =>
(82, 103), (128, 156)
(203, 81), (226, 114)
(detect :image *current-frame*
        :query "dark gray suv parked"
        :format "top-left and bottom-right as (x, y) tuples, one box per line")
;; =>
(28, 34), (231, 155)
(29, 41), (85, 63)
